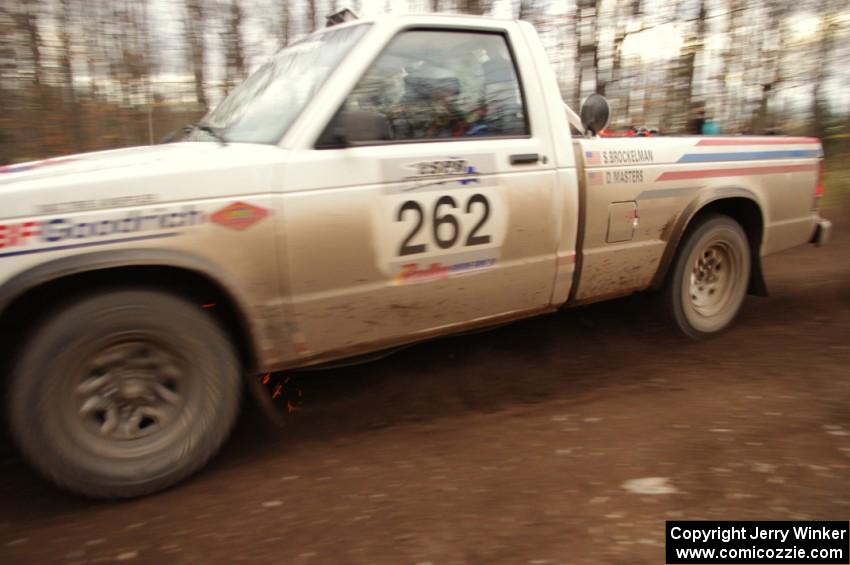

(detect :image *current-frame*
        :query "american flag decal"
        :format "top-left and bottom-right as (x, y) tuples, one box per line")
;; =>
(587, 171), (603, 185)
(585, 151), (602, 166)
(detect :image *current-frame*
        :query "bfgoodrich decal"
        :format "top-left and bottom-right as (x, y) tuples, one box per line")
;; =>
(0, 206), (203, 257)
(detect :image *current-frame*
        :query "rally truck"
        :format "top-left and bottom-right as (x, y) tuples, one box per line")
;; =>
(0, 13), (831, 498)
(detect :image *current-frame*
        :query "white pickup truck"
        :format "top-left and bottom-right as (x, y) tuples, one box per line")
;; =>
(0, 13), (831, 498)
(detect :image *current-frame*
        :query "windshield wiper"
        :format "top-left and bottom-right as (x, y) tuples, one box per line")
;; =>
(182, 123), (227, 145)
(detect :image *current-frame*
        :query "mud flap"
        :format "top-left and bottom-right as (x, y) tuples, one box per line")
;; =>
(246, 372), (286, 427)
(748, 254), (768, 297)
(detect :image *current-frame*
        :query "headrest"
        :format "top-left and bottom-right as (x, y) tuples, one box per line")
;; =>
(404, 75), (460, 97)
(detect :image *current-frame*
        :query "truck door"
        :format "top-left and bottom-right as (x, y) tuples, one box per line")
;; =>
(280, 28), (559, 359)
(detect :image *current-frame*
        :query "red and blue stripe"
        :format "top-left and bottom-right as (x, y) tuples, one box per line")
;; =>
(658, 137), (821, 181)
(678, 150), (821, 163)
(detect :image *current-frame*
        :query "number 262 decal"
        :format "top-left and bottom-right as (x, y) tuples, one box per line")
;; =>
(396, 194), (491, 256)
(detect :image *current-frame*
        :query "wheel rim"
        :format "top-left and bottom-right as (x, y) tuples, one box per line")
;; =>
(71, 338), (188, 444)
(688, 241), (737, 318)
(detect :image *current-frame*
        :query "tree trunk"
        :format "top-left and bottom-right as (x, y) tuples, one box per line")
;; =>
(58, 0), (85, 149)
(21, 3), (43, 87)
(572, 4), (581, 109)
(685, 0), (706, 104)
(751, 0), (786, 133)
(575, 0), (601, 101)
(459, 0), (489, 15)
(226, 0), (246, 90)
(185, 0), (208, 110)
(811, 11), (834, 139)
(308, 0), (318, 32)
(517, 0), (535, 20)
(279, 0), (290, 49)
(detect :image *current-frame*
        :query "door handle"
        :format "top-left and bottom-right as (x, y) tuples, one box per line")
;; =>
(510, 153), (539, 165)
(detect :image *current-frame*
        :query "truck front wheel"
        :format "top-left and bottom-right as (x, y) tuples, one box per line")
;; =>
(8, 289), (242, 498)
(665, 215), (751, 339)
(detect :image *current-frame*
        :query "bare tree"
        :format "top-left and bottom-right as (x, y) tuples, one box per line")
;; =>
(811, 1), (837, 138)
(19, 0), (44, 87)
(750, 0), (788, 133)
(184, 0), (208, 110)
(609, 0), (642, 120)
(0, 7), (21, 164)
(458, 0), (491, 15)
(570, 2), (581, 109)
(57, 0), (85, 147)
(715, 0), (738, 128)
(662, 0), (707, 131)
(308, 0), (318, 32)
(105, 1), (153, 144)
(575, 0), (601, 104)
(57, 1), (74, 98)
(517, 0), (536, 20)
(686, 0), (707, 105)
(276, 0), (290, 49)
(222, 0), (246, 94)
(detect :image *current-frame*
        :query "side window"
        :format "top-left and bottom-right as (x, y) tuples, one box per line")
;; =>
(340, 30), (528, 143)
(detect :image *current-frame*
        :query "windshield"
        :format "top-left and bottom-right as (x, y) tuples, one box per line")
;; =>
(199, 24), (370, 144)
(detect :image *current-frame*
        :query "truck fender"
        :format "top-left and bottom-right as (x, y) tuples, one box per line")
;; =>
(0, 248), (282, 422)
(651, 187), (768, 297)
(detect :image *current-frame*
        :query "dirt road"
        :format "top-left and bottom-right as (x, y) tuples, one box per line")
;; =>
(2, 211), (848, 565)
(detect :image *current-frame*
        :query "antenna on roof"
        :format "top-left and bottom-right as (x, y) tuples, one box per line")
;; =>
(326, 8), (359, 27)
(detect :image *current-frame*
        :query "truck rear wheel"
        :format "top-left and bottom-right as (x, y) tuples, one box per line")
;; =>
(665, 215), (751, 339)
(8, 289), (242, 498)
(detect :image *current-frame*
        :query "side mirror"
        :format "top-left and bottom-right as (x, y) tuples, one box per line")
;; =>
(160, 125), (193, 144)
(316, 108), (392, 148)
(579, 94), (611, 136)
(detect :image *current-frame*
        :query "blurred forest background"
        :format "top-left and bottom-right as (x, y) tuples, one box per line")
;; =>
(1, 0), (849, 196)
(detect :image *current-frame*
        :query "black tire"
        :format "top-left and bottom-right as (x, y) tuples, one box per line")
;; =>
(665, 214), (751, 339)
(8, 289), (242, 498)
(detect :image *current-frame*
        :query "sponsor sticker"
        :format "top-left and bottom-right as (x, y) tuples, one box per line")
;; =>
(587, 170), (604, 185)
(605, 169), (645, 184)
(285, 321), (311, 355)
(585, 151), (602, 166)
(0, 206), (203, 256)
(374, 155), (506, 280)
(211, 201), (269, 231)
(395, 158), (483, 192)
(587, 169), (645, 185)
(394, 258), (497, 285)
(602, 149), (654, 165)
(38, 194), (159, 215)
(557, 252), (576, 266)
(381, 155), (495, 195)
